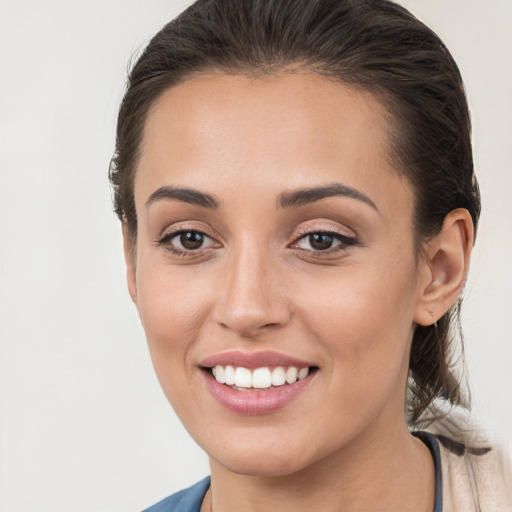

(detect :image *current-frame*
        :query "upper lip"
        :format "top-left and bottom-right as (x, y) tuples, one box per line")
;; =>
(200, 350), (316, 369)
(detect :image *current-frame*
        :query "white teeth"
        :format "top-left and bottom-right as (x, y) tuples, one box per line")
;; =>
(285, 366), (298, 384)
(271, 367), (286, 386)
(253, 367), (272, 389)
(225, 365), (236, 386)
(211, 364), (312, 388)
(298, 367), (309, 380)
(234, 367), (252, 388)
(214, 365), (226, 384)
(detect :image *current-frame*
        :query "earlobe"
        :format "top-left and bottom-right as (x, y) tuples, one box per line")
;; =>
(122, 223), (138, 308)
(414, 209), (474, 326)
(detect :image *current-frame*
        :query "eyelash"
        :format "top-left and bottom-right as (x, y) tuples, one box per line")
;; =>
(156, 227), (359, 257)
(289, 228), (359, 255)
(156, 228), (217, 257)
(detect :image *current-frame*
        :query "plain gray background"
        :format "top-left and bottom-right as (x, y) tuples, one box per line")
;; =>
(0, 1), (511, 510)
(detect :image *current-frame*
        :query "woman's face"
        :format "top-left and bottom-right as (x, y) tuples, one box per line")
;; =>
(128, 72), (431, 476)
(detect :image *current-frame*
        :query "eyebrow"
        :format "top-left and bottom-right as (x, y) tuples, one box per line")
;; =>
(145, 186), (219, 209)
(277, 183), (379, 211)
(145, 182), (378, 212)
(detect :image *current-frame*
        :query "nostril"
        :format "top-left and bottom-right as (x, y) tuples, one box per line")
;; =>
(216, 312), (290, 337)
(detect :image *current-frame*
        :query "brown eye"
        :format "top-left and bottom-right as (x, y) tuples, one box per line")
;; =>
(309, 233), (334, 250)
(293, 231), (357, 253)
(179, 231), (204, 250)
(296, 232), (338, 251)
(158, 229), (218, 253)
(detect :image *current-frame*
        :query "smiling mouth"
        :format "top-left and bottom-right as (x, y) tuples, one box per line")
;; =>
(207, 365), (316, 391)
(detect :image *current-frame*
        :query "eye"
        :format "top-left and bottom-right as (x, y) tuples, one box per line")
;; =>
(292, 231), (357, 252)
(158, 229), (219, 254)
(297, 233), (338, 251)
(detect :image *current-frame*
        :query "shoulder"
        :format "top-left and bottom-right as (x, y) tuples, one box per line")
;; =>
(435, 434), (512, 511)
(142, 477), (211, 512)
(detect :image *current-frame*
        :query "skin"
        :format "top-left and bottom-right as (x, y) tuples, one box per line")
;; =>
(124, 72), (473, 511)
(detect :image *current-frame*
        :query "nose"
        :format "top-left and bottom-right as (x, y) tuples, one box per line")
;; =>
(213, 245), (292, 338)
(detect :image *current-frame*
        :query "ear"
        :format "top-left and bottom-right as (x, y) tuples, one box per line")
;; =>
(122, 223), (138, 308)
(414, 209), (474, 326)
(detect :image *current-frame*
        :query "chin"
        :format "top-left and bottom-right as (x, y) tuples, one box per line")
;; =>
(213, 450), (313, 478)
(201, 431), (324, 478)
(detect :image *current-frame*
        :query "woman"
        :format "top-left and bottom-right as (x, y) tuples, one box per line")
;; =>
(109, 0), (511, 510)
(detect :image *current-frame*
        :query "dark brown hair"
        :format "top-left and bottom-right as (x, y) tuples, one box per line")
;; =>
(110, 0), (481, 426)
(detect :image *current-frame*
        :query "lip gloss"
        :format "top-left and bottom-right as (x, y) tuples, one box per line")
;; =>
(202, 367), (315, 414)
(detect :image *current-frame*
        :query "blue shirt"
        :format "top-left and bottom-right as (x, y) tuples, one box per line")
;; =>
(143, 477), (211, 512)
(142, 432), (442, 512)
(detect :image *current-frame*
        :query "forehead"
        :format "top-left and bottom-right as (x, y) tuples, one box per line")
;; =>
(136, 71), (411, 216)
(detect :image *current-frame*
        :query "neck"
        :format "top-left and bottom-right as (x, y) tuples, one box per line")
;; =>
(204, 421), (435, 512)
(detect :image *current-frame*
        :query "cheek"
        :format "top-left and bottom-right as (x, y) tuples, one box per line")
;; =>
(135, 264), (212, 372)
(293, 254), (418, 402)
(134, 267), (215, 425)
(295, 253), (418, 342)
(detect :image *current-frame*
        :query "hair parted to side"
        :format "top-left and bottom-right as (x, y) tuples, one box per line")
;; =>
(109, 0), (481, 427)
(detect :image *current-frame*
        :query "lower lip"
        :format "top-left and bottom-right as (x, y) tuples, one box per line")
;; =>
(202, 369), (315, 415)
